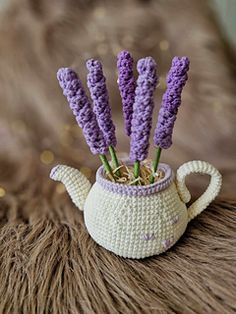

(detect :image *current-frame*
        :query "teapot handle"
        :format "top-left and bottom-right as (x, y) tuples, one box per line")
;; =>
(176, 160), (222, 222)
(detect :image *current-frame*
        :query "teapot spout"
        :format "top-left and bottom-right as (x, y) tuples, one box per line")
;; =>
(50, 165), (91, 211)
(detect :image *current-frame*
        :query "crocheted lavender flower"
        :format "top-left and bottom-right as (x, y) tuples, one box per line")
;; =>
(130, 57), (158, 162)
(117, 50), (136, 136)
(86, 59), (117, 147)
(154, 57), (190, 149)
(57, 67), (107, 155)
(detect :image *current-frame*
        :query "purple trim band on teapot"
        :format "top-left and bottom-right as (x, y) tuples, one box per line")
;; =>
(96, 163), (174, 197)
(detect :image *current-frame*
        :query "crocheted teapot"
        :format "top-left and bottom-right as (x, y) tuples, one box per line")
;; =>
(52, 52), (222, 258)
(50, 160), (222, 259)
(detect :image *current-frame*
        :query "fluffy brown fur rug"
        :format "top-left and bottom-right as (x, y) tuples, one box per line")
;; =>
(0, 0), (236, 313)
(0, 187), (236, 313)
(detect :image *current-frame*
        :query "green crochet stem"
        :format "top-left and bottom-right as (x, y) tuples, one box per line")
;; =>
(109, 145), (120, 176)
(150, 146), (162, 184)
(99, 154), (115, 181)
(134, 160), (140, 184)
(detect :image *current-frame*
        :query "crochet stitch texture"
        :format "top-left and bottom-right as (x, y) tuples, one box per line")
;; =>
(86, 59), (117, 147)
(154, 57), (190, 149)
(117, 51), (136, 136)
(130, 57), (158, 161)
(50, 160), (222, 258)
(57, 68), (107, 155)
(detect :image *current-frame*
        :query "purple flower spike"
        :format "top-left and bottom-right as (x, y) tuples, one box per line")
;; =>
(57, 67), (107, 155)
(117, 50), (136, 136)
(86, 59), (117, 147)
(129, 57), (158, 162)
(154, 56), (190, 149)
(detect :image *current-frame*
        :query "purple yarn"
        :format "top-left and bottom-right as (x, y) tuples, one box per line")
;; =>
(129, 57), (158, 162)
(117, 50), (136, 136)
(96, 162), (173, 196)
(154, 56), (190, 149)
(86, 59), (117, 147)
(57, 67), (107, 155)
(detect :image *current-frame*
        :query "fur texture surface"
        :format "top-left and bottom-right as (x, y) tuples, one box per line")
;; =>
(0, 180), (235, 313)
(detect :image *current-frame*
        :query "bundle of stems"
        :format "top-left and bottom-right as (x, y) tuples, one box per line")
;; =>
(57, 52), (190, 186)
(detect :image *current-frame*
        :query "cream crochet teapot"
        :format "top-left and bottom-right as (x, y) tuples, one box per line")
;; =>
(50, 160), (222, 259)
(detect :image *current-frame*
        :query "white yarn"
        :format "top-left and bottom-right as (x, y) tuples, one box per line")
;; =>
(84, 182), (188, 259)
(50, 160), (222, 259)
(50, 165), (91, 211)
(176, 160), (222, 222)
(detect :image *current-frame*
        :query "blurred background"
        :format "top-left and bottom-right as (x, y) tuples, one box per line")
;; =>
(0, 0), (235, 200)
